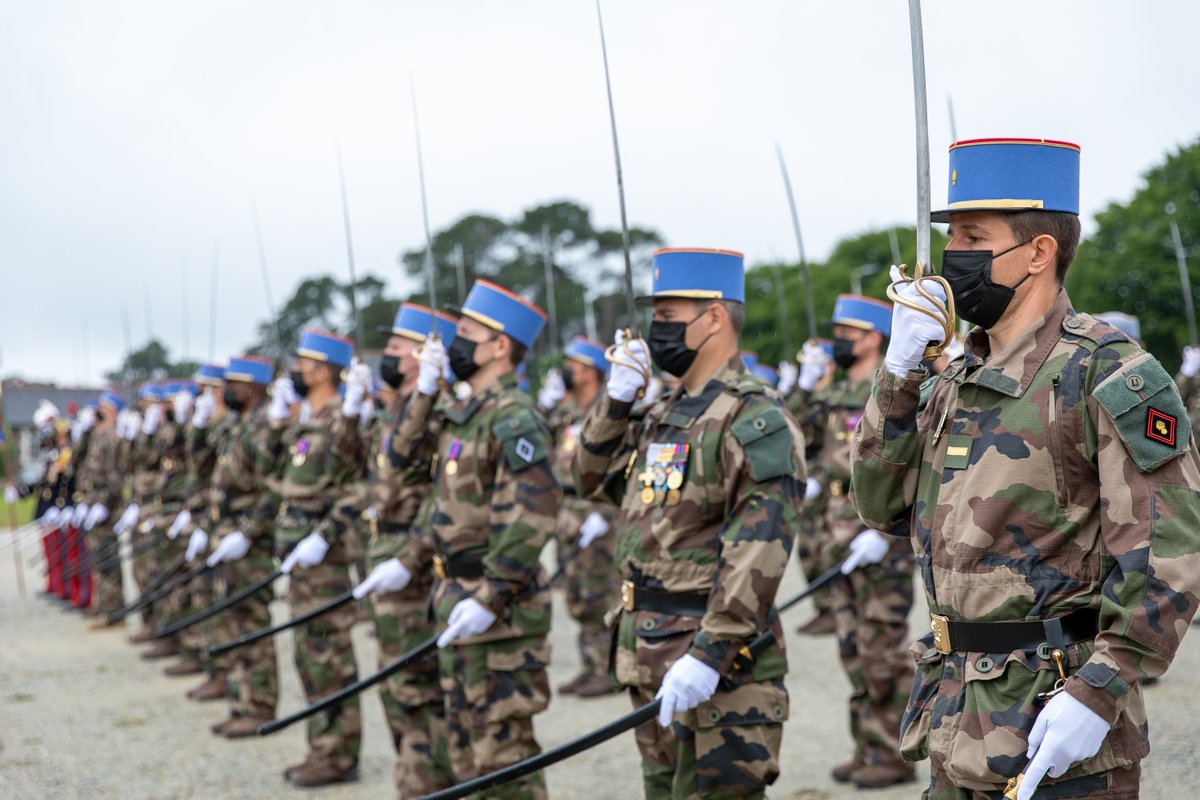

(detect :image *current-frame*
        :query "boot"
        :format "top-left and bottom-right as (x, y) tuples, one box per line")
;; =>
(163, 658), (204, 677)
(851, 764), (916, 789)
(139, 639), (181, 660)
(211, 717), (237, 736)
(795, 613), (837, 636)
(128, 627), (156, 644)
(285, 761), (360, 788)
(831, 753), (865, 783)
(573, 673), (617, 698)
(557, 670), (590, 695)
(221, 715), (273, 739)
(186, 676), (228, 701)
(87, 619), (114, 632)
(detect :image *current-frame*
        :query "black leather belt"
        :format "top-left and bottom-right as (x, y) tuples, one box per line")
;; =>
(931, 608), (1100, 655)
(621, 581), (708, 618)
(376, 521), (412, 535)
(281, 503), (328, 523)
(433, 551), (485, 580)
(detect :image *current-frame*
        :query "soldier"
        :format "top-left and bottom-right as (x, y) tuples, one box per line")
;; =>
(267, 329), (366, 787)
(390, 279), (559, 799)
(575, 248), (806, 799)
(851, 138), (1200, 799)
(202, 355), (283, 733)
(117, 381), (167, 643)
(797, 295), (916, 789)
(72, 390), (126, 615)
(349, 302), (458, 797)
(542, 336), (619, 698)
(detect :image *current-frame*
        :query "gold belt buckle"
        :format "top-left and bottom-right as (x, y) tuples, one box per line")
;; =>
(433, 554), (447, 580)
(829, 479), (843, 498)
(621, 580), (635, 612)
(931, 614), (952, 654)
(369, 517), (379, 537)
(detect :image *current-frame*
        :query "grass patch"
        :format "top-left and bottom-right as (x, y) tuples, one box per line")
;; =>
(7, 692), (35, 703)
(115, 716), (147, 728)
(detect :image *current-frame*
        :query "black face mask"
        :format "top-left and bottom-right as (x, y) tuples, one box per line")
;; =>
(165, 407), (176, 423)
(379, 355), (404, 390)
(832, 338), (858, 369)
(448, 336), (487, 382)
(223, 386), (246, 413)
(561, 367), (575, 391)
(290, 369), (310, 398)
(940, 240), (1032, 329)
(648, 311), (712, 378)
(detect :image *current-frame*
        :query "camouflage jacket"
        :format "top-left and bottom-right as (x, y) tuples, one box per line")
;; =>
(151, 417), (191, 506)
(267, 398), (363, 544)
(548, 393), (615, 522)
(76, 424), (123, 510)
(575, 358), (806, 681)
(208, 405), (278, 541)
(851, 291), (1200, 776)
(390, 372), (559, 643)
(184, 411), (237, 517)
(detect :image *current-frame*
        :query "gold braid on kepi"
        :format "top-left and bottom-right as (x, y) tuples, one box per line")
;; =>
(605, 328), (649, 400)
(885, 262), (956, 360)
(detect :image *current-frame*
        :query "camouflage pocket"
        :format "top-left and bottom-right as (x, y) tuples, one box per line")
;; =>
(899, 633), (942, 763)
(633, 611), (701, 689)
(482, 639), (551, 723)
(691, 679), (787, 793)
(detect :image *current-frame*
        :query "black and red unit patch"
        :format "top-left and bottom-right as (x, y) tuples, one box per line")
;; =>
(1146, 407), (1178, 447)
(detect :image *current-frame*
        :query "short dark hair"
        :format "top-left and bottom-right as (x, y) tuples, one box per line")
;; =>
(1002, 210), (1081, 284)
(505, 335), (527, 367)
(693, 299), (745, 334)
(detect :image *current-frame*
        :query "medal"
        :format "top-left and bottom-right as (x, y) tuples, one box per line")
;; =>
(376, 435), (390, 472)
(162, 457), (174, 471)
(666, 488), (682, 506)
(641, 486), (656, 504)
(376, 453), (387, 471)
(291, 438), (310, 468)
(445, 460), (459, 476)
(444, 439), (463, 476)
(667, 470), (683, 490)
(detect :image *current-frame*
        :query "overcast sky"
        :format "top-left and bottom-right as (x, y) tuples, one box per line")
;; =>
(2, 1), (1197, 387)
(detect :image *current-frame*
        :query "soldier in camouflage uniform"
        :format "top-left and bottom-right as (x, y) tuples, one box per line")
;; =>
(390, 280), (558, 799)
(120, 382), (169, 643)
(203, 355), (284, 734)
(575, 248), (806, 800)
(347, 303), (458, 797)
(72, 391), (126, 615)
(795, 295), (916, 789)
(266, 330), (366, 787)
(541, 336), (620, 698)
(851, 138), (1200, 799)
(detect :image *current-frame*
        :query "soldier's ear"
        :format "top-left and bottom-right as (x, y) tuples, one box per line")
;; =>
(1029, 234), (1058, 278)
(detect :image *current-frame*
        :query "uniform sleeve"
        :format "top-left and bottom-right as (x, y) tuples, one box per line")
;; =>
(310, 412), (366, 543)
(575, 394), (638, 506)
(474, 407), (561, 615)
(687, 397), (807, 673)
(849, 366), (928, 534)
(1064, 353), (1200, 724)
(184, 424), (214, 515)
(388, 391), (436, 469)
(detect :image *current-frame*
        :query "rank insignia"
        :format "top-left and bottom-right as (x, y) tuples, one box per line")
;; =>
(1146, 407), (1177, 447)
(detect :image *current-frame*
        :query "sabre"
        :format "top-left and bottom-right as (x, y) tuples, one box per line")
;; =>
(415, 564), (846, 800)
(105, 553), (189, 625)
(885, 0), (955, 359)
(411, 74), (439, 331)
(1167, 203), (1197, 346)
(542, 223), (560, 353)
(206, 589), (355, 657)
(335, 141), (367, 349)
(251, 198), (284, 361)
(774, 143), (818, 343)
(258, 633), (439, 736)
(546, 542), (582, 588)
(112, 561), (210, 623)
(153, 568), (283, 639)
(208, 238), (219, 362)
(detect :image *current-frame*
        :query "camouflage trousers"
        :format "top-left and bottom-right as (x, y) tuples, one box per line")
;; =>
(830, 537), (914, 771)
(370, 568), (452, 797)
(923, 762), (1141, 799)
(629, 680), (787, 800)
(180, 565), (230, 676)
(437, 637), (551, 800)
(554, 498), (619, 674)
(215, 532), (278, 721)
(794, 500), (834, 615)
(278, 532), (361, 771)
(89, 526), (123, 615)
(149, 506), (193, 632)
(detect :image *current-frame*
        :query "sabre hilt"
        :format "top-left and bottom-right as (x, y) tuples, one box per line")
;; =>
(885, 262), (956, 360)
(604, 327), (650, 401)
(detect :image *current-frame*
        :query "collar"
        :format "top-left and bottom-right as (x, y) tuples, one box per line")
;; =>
(660, 358), (746, 428)
(955, 290), (1072, 398)
(445, 372), (517, 426)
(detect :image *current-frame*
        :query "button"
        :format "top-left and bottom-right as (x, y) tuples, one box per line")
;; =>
(641, 618), (656, 631)
(753, 417), (767, 431)
(1066, 318), (1082, 329)
(707, 708), (721, 723)
(1037, 643), (1052, 661)
(975, 656), (994, 673)
(1125, 374), (1145, 391)
(772, 705), (785, 720)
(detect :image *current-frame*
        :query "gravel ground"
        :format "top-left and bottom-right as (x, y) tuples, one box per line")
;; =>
(1, 530), (1198, 799)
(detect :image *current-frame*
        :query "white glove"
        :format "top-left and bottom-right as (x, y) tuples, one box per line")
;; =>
(206, 530), (250, 566)
(123, 410), (142, 440)
(841, 529), (891, 574)
(656, 653), (720, 727)
(804, 477), (822, 501)
(60, 505), (74, 528)
(84, 503), (109, 531)
(885, 265), (950, 378)
(168, 509), (191, 539)
(78, 406), (97, 432)
(641, 376), (664, 406)
(606, 329), (650, 403)
(298, 400), (312, 424)
(777, 361), (799, 396)
(138, 516), (157, 535)
(186, 528), (209, 562)
(437, 597), (498, 647)
(538, 369), (566, 410)
(280, 531), (329, 573)
(71, 503), (89, 529)
(40, 507), (61, 530)
(416, 338), (447, 396)
(268, 377), (296, 422)
(359, 398), (375, 422)
(352, 558), (413, 599)
(114, 503), (140, 534)
(579, 512), (611, 549)
(142, 403), (163, 435)
(1182, 346), (1200, 379)
(1017, 692), (1110, 800)
(341, 360), (372, 416)
(798, 342), (830, 392)
(173, 391), (193, 425)
(4, 485), (17, 505)
(192, 392), (216, 429)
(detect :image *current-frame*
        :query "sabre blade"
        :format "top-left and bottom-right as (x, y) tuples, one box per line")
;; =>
(774, 143), (818, 342)
(908, 0), (932, 275)
(335, 141), (366, 349)
(411, 74), (439, 328)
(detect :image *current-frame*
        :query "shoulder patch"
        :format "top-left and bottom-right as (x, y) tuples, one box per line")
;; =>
(494, 407), (548, 472)
(730, 403), (795, 482)
(732, 375), (766, 396)
(1093, 353), (1191, 473)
